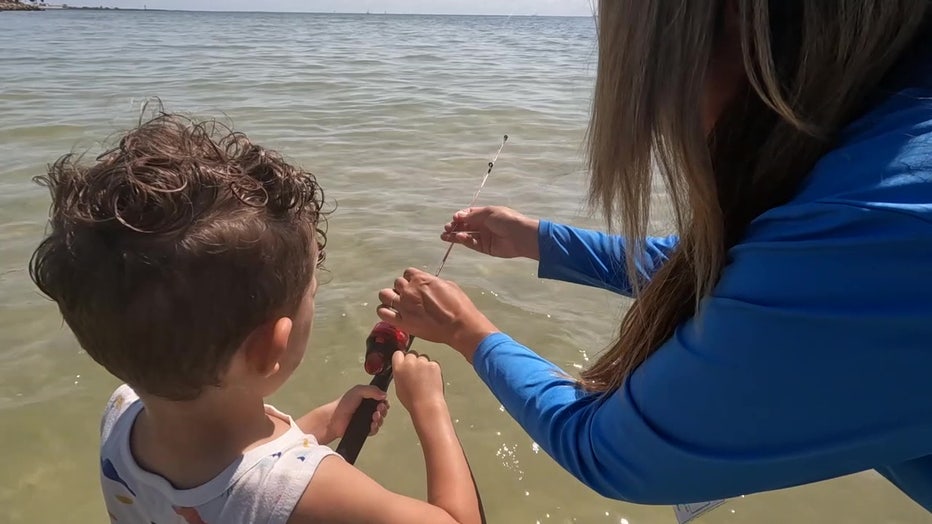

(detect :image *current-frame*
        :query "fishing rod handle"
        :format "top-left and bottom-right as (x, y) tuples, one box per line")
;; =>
(335, 371), (393, 464)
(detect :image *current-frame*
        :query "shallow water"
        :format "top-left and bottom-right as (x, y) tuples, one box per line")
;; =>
(0, 9), (928, 523)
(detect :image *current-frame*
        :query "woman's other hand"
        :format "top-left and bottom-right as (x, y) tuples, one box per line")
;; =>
(441, 206), (541, 260)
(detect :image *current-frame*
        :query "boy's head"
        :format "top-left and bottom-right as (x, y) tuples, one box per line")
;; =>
(30, 112), (327, 401)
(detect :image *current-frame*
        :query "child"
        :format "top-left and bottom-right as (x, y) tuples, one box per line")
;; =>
(29, 111), (483, 524)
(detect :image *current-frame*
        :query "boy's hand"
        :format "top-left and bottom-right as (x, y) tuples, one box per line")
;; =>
(393, 351), (446, 414)
(299, 385), (389, 445)
(327, 385), (390, 441)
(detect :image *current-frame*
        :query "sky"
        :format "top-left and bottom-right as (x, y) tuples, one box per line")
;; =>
(64, 0), (595, 16)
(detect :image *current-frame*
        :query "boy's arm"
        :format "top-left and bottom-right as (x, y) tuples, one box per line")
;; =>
(288, 398), (482, 524)
(410, 398), (482, 522)
(295, 401), (338, 445)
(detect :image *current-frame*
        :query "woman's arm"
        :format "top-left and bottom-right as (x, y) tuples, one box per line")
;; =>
(537, 220), (678, 297)
(474, 203), (932, 508)
(440, 207), (676, 297)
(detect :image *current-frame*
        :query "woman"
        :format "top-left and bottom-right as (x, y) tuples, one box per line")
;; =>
(378, 0), (932, 512)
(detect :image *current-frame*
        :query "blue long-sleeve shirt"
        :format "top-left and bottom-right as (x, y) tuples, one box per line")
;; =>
(472, 38), (932, 511)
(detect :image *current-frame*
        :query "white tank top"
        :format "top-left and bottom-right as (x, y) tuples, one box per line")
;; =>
(99, 385), (337, 523)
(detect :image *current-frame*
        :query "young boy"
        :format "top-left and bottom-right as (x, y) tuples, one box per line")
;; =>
(29, 112), (483, 524)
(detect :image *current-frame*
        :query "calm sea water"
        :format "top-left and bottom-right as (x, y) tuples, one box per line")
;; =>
(0, 9), (928, 524)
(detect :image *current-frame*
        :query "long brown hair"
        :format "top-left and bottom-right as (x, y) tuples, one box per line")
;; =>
(580, 0), (930, 392)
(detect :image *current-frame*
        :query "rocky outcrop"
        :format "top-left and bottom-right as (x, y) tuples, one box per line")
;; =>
(0, 1), (43, 11)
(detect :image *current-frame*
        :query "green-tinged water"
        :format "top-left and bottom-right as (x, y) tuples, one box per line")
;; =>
(0, 10), (928, 524)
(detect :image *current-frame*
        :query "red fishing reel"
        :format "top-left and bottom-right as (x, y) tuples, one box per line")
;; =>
(336, 321), (411, 464)
(363, 321), (410, 375)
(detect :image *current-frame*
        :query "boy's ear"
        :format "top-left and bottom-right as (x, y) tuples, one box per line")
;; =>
(243, 317), (293, 377)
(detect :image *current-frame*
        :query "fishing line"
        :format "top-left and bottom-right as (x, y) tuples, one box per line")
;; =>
(435, 134), (508, 275)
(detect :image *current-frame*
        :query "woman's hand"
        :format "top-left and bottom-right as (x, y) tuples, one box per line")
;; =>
(441, 206), (541, 261)
(377, 268), (498, 361)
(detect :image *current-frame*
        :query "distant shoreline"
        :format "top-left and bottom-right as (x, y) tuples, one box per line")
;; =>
(0, 2), (126, 11)
(0, 4), (587, 17)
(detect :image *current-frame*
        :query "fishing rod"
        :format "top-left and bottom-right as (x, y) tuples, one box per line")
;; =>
(334, 134), (508, 520)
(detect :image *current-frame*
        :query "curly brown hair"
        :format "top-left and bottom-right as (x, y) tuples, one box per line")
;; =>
(29, 111), (328, 400)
